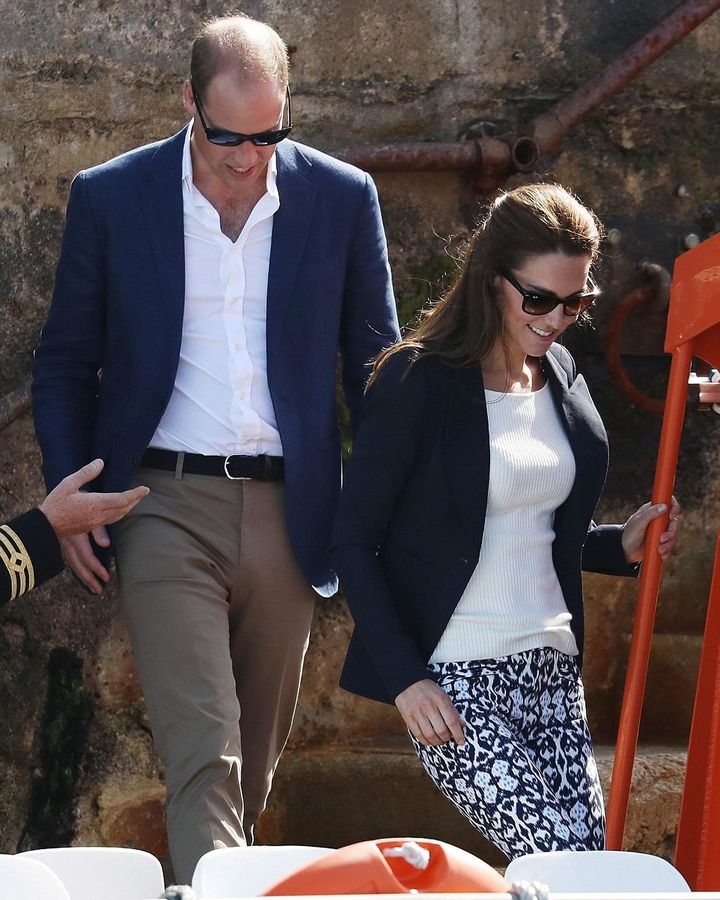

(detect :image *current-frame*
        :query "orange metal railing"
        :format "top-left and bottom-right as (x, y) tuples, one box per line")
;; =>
(605, 231), (720, 891)
(675, 532), (720, 889)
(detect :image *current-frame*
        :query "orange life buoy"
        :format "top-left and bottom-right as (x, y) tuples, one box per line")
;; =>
(263, 838), (509, 895)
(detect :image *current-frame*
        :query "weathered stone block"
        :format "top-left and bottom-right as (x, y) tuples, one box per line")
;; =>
(258, 743), (686, 862)
(76, 777), (167, 859)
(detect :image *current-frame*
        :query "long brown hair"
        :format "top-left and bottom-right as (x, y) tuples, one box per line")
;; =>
(369, 182), (603, 386)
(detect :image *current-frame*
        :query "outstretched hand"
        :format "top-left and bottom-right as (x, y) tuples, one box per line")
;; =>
(40, 458), (149, 537)
(39, 459), (149, 594)
(621, 495), (681, 564)
(395, 678), (466, 747)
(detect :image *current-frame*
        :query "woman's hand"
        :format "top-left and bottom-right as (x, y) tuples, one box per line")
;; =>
(395, 678), (465, 747)
(621, 495), (681, 564)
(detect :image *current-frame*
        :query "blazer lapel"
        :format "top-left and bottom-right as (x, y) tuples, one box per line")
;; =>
(544, 349), (609, 503)
(545, 350), (581, 449)
(140, 129), (186, 347)
(444, 365), (490, 541)
(266, 142), (318, 350)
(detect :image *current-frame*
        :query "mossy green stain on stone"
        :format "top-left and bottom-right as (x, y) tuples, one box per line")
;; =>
(17, 647), (94, 849)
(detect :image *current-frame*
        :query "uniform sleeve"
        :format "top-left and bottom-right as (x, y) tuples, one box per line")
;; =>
(0, 509), (64, 604)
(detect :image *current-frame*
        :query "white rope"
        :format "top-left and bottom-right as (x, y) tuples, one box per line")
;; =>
(382, 841), (432, 869)
(159, 886), (197, 899)
(509, 879), (551, 900)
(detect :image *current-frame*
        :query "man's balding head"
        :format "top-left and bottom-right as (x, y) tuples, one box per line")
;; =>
(190, 14), (289, 98)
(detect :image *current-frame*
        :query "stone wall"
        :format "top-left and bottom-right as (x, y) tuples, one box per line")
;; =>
(1, 0), (719, 864)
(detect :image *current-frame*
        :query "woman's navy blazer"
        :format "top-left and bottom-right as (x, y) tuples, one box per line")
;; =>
(330, 344), (638, 705)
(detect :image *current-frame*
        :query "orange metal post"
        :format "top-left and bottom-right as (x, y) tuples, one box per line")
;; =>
(675, 533), (720, 889)
(605, 230), (720, 850)
(605, 341), (692, 849)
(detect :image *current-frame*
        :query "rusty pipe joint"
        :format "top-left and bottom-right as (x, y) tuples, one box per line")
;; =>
(337, 131), (538, 188)
(528, 111), (567, 156)
(511, 136), (540, 172)
(468, 136), (511, 192)
(469, 134), (539, 191)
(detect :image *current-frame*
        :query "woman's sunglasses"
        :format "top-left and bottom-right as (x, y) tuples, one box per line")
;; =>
(499, 267), (599, 317)
(191, 84), (293, 147)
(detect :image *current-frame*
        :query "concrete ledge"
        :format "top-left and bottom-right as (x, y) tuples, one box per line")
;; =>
(257, 743), (686, 865)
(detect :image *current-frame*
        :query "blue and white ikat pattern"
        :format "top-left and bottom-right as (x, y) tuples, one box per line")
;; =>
(411, 648), (605, 859)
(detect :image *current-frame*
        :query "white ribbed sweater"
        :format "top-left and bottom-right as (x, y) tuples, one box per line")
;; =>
(430, 382), (579, 663)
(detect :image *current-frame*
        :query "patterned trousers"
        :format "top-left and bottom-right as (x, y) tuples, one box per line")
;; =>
(411, 648), (605, 859)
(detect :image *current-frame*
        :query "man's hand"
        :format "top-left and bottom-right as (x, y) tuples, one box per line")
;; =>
(395, 678), (466, 747)
(621, 495), (681, 564)
(39, 458), (149, 594)
(58, 532), (110, 595)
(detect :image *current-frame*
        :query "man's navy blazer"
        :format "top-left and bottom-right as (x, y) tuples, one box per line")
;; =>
(32, 129), (399, 596)
(330, 346), (638, 704)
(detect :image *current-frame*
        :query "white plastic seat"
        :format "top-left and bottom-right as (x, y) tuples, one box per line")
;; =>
(0, 854), (71, 900)
(504, 848), (691, 892)
(191, 845), (334, 898)
(20, 847), (165, 900)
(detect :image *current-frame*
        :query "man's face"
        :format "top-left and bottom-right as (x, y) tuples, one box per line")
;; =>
(184, 70), (286, 198)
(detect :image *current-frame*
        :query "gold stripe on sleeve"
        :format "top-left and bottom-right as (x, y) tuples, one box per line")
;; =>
(0, 525), (36, 601)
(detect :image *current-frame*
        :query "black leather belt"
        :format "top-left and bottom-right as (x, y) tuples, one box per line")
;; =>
(140, 448), (284, 481)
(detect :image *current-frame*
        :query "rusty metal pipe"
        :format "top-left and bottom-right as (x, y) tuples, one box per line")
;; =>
(338, 135), (524, 173)
(338, 135), (531, 191)
(532, 0), (720, 153)
(339, 140), (482, 173)
(335, 0), (719, 184)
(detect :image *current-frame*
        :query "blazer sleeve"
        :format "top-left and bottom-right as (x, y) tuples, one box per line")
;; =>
(331, 354), (433, 701)
(339, 173), (400, 435)
(32, 171), (107, 491)
(548, 344), (639, 580)
(583, 522), (640, 577)
(0, 509), (64, 605)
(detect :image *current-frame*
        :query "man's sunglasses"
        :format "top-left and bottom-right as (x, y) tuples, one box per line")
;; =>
(191, 84), (293, 147)
(498, 267), (599, 317)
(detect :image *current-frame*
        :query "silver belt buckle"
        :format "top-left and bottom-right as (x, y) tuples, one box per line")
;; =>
(224, 455), (250, 480)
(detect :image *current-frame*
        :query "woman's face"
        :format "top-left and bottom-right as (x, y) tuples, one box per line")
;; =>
(496, 252), (593, 360)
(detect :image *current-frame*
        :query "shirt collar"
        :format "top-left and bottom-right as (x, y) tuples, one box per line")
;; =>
(182, 121), (279, 201)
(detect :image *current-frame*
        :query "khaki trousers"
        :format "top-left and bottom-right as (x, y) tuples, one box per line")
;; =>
(115, 468), (316, 884)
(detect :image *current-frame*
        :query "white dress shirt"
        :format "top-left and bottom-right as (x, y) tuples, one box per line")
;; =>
(150, 124), (283, 456)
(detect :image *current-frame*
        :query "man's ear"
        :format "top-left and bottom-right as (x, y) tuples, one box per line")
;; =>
(182, 79), (195, 115)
